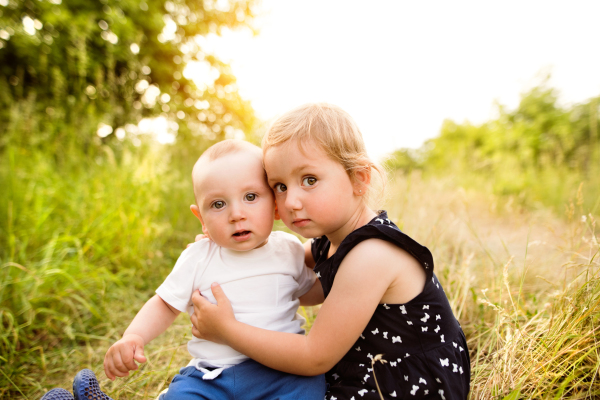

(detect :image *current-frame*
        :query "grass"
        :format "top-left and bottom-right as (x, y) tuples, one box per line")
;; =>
(1, 147), (599, 399)
(386, 172), (600, 399)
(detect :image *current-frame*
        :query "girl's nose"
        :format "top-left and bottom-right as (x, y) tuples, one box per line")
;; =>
(284, 187), (303, 211)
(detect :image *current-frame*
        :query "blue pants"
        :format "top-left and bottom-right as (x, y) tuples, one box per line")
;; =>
(161, 360), (326, 400)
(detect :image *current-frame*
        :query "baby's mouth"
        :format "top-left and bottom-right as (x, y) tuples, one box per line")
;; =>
(233, 230), (251, 237)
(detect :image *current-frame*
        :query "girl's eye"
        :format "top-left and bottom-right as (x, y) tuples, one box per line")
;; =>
(245, 193), (257, 201)
(212, 201), (225, 209)
(302, 177), (317, 186)
(274, 183), (287, 193)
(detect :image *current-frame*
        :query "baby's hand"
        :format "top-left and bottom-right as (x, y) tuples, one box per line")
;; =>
(104, 333), (147, 380)
(187, 233), (210, 248)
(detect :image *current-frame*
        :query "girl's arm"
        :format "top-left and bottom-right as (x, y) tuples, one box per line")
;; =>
(304, 239), (316, 269)
(298, 279), (324, 306)
(191, 239), (423, 376)
(104, 295), (180, 379)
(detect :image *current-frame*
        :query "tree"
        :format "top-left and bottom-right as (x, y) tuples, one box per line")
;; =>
(0, 0), (258, 152)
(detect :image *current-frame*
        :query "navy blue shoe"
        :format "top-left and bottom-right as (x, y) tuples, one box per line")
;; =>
(73, 369), (113, 400)
(40, 388), (74, 400)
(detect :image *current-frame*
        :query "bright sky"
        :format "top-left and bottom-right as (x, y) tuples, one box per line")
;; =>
(201, 0), (600, 159)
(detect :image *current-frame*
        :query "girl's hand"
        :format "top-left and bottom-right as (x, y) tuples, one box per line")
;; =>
(190, 283), (236, 344)
(187, 233), (211, 248)
(103, 333), (147, 380)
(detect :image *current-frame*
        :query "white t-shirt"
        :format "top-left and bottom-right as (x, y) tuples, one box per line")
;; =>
(156, 230), (316, 369)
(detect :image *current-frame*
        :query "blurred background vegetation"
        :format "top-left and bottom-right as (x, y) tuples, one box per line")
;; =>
(0, 0), (599, 398)
(386, 81), (600, 214)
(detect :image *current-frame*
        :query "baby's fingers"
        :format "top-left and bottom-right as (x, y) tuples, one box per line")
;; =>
(105, 352), (129, 380)
(119, 345), (139, 372)
(133, 344), (147, 364)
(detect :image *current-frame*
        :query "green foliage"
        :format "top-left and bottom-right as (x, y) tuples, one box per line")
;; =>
(0, 0), (258, 153)
(383, 147), (422, 173)
(388, 80), (600, 212)
(0, 0), (262, 396)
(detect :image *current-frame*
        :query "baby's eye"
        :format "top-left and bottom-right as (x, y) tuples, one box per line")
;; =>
(212, 201), (225, 209)
(274, 183), (287, 193)
(302, 177), (317, 186)
(245, 193), (257, 201)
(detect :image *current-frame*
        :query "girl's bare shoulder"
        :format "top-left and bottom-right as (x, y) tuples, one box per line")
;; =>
(341, 238), (426, 303)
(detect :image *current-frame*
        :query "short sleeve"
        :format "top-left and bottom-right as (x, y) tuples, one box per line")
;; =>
(155, 239), (210, 313)
(294, 265), (317, 298)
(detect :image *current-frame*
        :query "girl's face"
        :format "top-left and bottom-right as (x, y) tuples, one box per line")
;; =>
(264, 139), (362, 240)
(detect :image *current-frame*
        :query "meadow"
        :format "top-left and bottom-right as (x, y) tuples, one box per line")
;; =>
(1, 139), (598, 398)
(2, 0), (599, 397)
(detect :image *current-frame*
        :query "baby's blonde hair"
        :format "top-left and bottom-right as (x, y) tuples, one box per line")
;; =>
(262, 103), (387, 208)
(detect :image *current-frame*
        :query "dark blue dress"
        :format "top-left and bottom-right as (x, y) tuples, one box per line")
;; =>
(312, 211), (470, 400)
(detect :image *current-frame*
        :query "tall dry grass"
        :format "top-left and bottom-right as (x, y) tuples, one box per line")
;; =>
(386, 172), (599, 399)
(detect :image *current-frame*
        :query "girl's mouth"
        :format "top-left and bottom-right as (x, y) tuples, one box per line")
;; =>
(293, 219), (310, 228)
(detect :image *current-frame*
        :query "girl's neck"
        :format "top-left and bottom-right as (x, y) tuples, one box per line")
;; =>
(327, 204), (378, 254)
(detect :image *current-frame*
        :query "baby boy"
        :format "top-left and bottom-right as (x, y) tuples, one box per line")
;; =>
(102, 139), (326, 400)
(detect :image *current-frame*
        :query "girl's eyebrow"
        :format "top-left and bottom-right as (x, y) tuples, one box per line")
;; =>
(268, 164), (316, 183)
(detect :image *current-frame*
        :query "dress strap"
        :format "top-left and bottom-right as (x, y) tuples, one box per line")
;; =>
(332, 211), (434, 281)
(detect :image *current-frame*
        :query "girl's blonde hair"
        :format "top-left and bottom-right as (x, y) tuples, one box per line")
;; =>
(262, 103), (387, 208)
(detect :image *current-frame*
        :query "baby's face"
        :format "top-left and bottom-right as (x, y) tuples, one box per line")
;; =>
(195, 151), (276, 251)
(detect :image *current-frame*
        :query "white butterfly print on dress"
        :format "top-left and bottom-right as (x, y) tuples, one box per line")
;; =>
(358, 389), (368, 397)
(439, 358), (449, 367)
(392, 336), (402, 343)
(371, 328), (379, 335)
(410, 385), (419, 396)
(420, 313), (430, 322)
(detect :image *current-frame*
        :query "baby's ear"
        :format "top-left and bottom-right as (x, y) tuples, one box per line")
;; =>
(274, 201), (281, 220)
(190, 205), (205, 224)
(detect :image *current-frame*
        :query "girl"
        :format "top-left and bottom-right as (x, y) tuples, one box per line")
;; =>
(190, 103), (471, 400)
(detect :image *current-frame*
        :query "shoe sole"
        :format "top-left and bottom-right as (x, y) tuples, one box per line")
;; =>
(40, 388), (74, 400)
(73, 369), (113, 400)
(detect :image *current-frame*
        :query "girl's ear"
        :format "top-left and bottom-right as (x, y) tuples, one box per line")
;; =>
(352, 163), (372, 196)
(190, 205), (209, 233)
